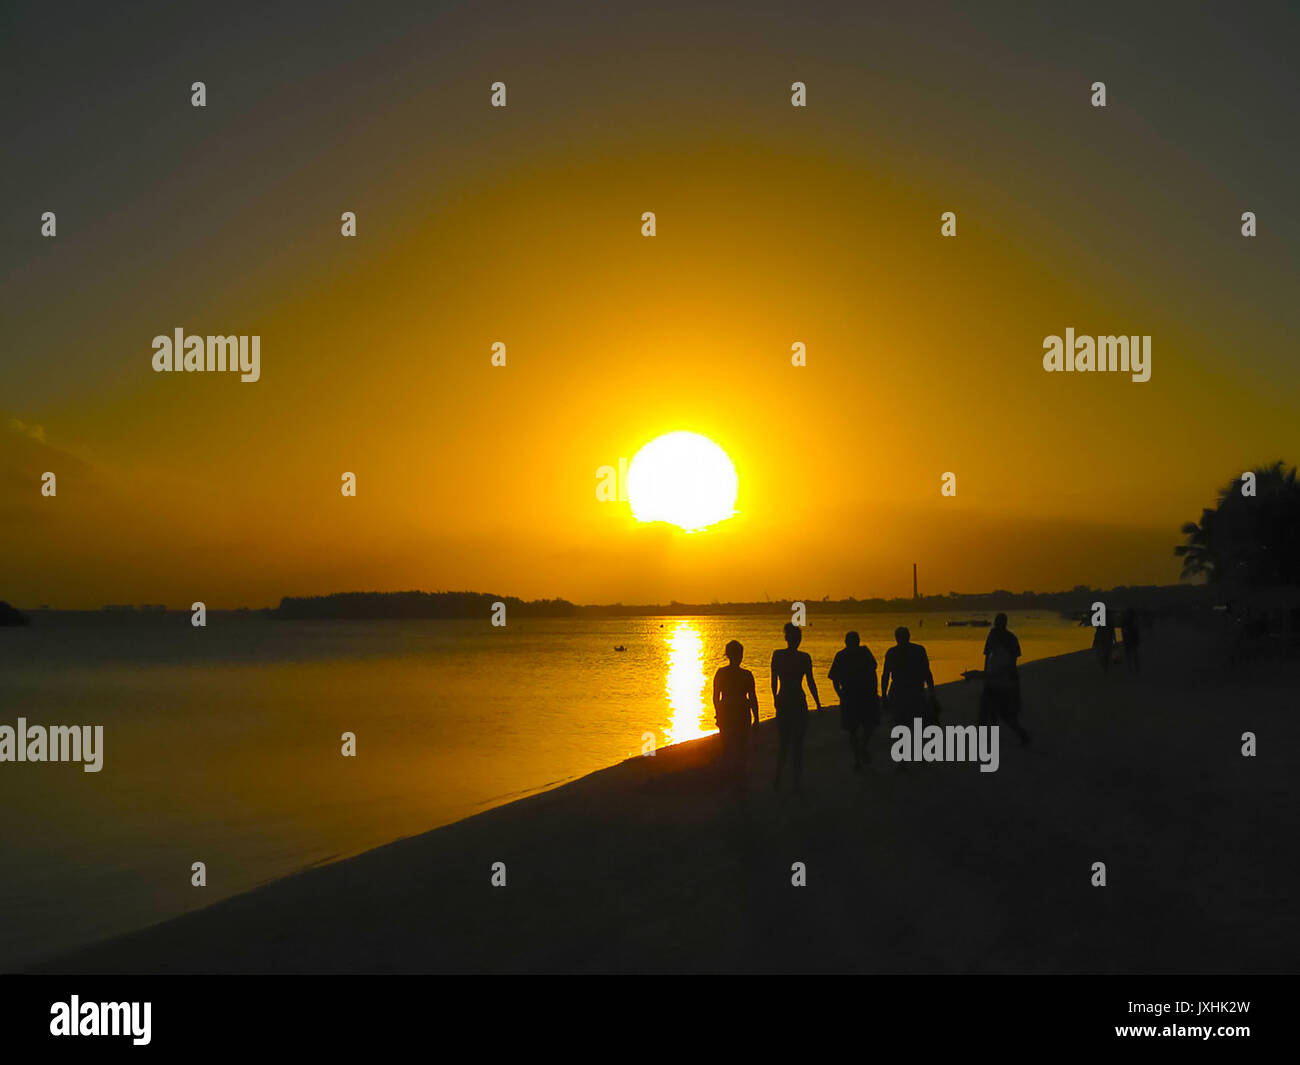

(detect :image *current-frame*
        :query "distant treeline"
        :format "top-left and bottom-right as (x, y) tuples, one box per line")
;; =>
(270, 591), (583, 619)
(268, 584), (1222, 620)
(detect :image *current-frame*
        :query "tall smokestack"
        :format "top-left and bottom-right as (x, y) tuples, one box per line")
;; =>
(913, 563), (918, 600)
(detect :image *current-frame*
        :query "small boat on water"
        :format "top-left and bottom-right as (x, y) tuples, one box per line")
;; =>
(946, 618), (992, 627)
(613, 645), (627, 652)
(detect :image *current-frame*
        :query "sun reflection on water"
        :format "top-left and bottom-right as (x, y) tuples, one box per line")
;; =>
(664, 620), (715, 745)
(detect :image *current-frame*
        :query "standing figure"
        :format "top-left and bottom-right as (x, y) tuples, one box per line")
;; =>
(713, 640), (759, 789)
(829, 631), (879, 772)
(881, 626), (935, 730)
(1092, 620), (1115, 674)
(980, 613), (1029, 746)
(771, 622), (821, 792)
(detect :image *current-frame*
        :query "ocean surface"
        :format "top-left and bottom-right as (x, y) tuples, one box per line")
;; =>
(0, 609), (1084, 969)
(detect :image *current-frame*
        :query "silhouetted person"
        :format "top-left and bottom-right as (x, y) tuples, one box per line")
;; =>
(1092, 621), (1115, 674)
(980, 613), (1029, 745)
(1120, 607), (1141, 675)
(771, 622), (821, 792)
(828, 631), (878, 772)
(881, 626), (934, 730)
(713, 639), (759, 789)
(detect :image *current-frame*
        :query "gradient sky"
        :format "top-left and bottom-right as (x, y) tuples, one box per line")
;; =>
(3, 0), (1298, 607)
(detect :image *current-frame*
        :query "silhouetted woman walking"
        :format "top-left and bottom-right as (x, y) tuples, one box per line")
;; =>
(771, 623), (821, 792)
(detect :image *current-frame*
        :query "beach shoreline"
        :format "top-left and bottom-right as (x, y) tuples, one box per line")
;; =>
(32, 622), (1300, 974)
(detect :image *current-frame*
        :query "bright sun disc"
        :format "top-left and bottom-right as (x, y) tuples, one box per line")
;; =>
(626, 431), (738, 532)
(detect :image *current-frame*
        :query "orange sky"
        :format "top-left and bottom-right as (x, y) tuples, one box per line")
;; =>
(3, 1), (1297, 607)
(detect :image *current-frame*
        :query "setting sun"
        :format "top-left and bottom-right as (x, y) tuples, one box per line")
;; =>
(626, 431), (739, 532)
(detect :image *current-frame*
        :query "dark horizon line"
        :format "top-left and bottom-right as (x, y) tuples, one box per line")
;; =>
(8, 581), (1216, 617)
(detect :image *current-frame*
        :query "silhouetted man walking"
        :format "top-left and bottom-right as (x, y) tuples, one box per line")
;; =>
(980, 612), (1029, 745)
(881, 626), (934, 730)
(829, 631), (878, 772)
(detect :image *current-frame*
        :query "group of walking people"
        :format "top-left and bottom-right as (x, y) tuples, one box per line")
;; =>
(711, 614), (1029, 791)
(1091, 607), (1143, 675)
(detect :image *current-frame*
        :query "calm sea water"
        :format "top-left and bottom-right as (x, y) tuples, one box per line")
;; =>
(0, 609), (1083, 968)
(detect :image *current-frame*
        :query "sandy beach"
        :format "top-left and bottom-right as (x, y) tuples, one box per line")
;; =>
(36, 621), (1299, 974)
